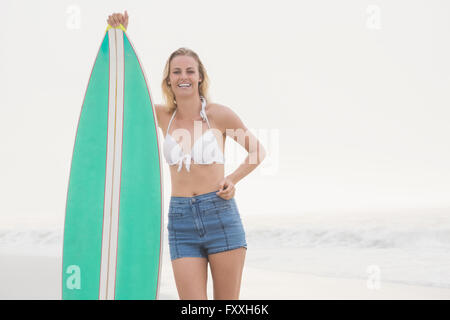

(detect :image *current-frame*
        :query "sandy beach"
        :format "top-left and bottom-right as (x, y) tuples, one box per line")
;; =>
(1, 250), (450, 300)
(2, 211), (450, 300)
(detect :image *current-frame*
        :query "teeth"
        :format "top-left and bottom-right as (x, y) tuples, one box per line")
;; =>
(178, 84), (191, 87)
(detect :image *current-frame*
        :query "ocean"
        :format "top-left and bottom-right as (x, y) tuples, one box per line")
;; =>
(243, 209), (450, 289)
(1, 209), (449, 289)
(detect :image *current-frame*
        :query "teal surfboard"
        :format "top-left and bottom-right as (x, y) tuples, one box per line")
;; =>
(62, 25), (164, 300)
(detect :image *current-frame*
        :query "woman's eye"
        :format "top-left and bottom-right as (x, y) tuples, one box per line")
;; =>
(173, 71), (195, 74)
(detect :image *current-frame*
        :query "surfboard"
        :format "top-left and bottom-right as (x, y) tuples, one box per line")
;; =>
(62, 24), (164, 300)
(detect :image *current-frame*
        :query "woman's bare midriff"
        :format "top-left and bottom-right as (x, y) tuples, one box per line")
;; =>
(169, 163), (225, 197)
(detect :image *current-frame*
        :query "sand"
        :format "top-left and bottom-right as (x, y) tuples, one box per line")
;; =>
(1, 252), (449, 300)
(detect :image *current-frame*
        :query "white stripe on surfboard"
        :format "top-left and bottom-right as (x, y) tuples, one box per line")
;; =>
(99, 28), (116, 300)
(108, 27), (124, 300)
(99, 28), (124, 300)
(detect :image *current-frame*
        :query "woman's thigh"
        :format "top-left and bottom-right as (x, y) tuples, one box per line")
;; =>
(171, 257), (209, 300)
(208, 247), (246, 300)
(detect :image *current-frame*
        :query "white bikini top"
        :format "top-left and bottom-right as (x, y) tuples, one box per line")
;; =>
(163, 96), (225, 172)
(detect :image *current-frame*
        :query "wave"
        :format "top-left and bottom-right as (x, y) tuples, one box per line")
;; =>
(1, 217), (450, 251)
(245, 225), (450, 250)
(0, 229), (62, 249)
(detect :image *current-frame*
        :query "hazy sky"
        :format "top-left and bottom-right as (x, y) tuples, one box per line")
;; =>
(1, 0), (449, 227)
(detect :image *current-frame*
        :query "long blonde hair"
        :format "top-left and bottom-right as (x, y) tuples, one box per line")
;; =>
(161, 47), (211, 112)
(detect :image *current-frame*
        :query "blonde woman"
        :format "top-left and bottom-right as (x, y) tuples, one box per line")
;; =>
(107, 11), (266, 300)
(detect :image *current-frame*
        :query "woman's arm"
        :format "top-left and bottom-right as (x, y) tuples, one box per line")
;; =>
(224, 107), (266, 184)
(215, 104), (267, 199)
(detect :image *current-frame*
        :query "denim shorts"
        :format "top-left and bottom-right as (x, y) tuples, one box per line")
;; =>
(167, 190), (247, 261)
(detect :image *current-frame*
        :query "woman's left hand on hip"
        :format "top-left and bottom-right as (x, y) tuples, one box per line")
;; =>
(216, 176), (236, 200)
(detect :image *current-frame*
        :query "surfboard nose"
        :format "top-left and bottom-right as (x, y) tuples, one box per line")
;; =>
(106, 23), (127, 33)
